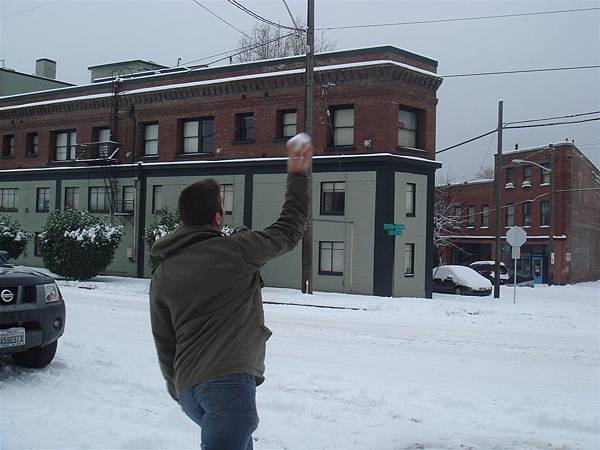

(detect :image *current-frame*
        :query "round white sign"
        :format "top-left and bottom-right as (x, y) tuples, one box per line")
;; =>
(507, 226), (527, 247)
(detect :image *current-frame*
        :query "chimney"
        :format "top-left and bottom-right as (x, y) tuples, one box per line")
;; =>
(514, 143), (519, 150)
(35, 58), (57, 79)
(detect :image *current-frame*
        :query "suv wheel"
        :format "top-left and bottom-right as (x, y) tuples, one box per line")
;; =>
(454, 287), (463, 295)
(12, 341), (58, 369)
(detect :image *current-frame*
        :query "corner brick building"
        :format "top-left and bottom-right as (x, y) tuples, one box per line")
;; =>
(0, 46), (440, 168)
(437, 142), (600, 284)
(0, 46), (444, 297)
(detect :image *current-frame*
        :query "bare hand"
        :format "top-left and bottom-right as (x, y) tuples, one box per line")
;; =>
(287, 135), (313, 176)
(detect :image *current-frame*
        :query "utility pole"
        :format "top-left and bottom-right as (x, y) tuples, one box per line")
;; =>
(494, 100), (503, 299)
(548, 144), (555, 285)
(301, 0), (315, 294)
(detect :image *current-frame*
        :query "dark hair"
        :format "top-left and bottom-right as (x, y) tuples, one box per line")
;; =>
(178, 179), (223, 226)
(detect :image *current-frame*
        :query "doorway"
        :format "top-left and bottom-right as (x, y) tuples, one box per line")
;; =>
(532, 255), (544, 284)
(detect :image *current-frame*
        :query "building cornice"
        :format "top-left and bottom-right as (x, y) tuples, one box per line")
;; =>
(0, 61), (442, 121)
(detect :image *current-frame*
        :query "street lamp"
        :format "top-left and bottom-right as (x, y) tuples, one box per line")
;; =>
(511, 159), (551, 172)
(511, 153), (554, 284)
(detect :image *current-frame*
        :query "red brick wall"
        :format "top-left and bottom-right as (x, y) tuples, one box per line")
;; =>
(0, 61), (439, 169)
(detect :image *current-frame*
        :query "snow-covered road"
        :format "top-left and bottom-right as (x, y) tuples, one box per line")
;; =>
(1, 277), (598, 450)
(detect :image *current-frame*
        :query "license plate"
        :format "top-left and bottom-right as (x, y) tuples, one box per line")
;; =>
(0, 327), (25, 348)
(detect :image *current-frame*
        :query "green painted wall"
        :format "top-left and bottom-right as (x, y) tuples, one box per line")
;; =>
(0, 167), (432, 297)
(253, 172), (377, 295)
(393, 172), (428, 297)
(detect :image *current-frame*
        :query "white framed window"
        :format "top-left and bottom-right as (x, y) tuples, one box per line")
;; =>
(506, 203), (514, 227)
(64, 187), (79, 210)
(467, 205), (475, 227)
(182, 118), (214, 153)
(55, 130), (77, 161)
(319, 241), (345, 275)
(36, 188), (50, 213)
(454, 206), (462, 227)
(332, 107), (354, 146)
(541, 201), (551, 226)
(152, 185), (162, 214)
(236, 113), (254, 141)
(2, 135), (15, 157)
(144, 124), (159, 156)
(97, 128), (111, 158)
(541, 163), (551, 184)
(481, 204), (489, 227)
(523, 201), (532, 226)
(279, 110), (297, 138)
(320, 182), (345, 215)
(89, 187), (109, 213)
(405, 243), (415, 276)
(398, 109), (418, 148)
(122, 186), (135, 213)
(220, 184), (233, 215)
(26, 133), (38, 156)
(406, 183), (416, 217)
(0, 188), (18, 212)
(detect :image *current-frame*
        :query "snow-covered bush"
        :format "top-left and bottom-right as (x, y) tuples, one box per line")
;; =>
(145, 208), (181, 270)
(40, 209), (123, 280)
(0, 216), (30, 259)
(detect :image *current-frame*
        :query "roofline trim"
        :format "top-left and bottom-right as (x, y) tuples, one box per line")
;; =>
(0, 153), (441, 175)
(0, 60), (440, 112)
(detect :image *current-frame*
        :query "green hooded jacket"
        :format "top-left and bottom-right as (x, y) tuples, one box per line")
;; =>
(149, 174), (308, 401)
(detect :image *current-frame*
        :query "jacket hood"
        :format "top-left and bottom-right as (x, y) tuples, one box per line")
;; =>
(151, 224), (222, 260)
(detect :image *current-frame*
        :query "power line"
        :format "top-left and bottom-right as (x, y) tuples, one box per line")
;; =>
(504, 117), (600, 129)
(190, 0), (253, 40)
(317, 7), (600, 31)
(443, 64), (600, 78)
(203, 32), (298, 66)
(437, 116), (600, 155)
(226, 0), (300, 31)
(0, 0), (64, 19)
(436, 130), (497, 154)
(281, 0), (301, 30)
(506, 111), (600, 125)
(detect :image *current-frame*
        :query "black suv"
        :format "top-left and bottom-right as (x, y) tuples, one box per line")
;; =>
(0, 251), (65, 368)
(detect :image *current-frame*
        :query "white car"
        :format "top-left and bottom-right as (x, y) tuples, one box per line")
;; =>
(432, 265), (492, 296)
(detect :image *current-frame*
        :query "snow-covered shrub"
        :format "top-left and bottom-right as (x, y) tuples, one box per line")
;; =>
(40, 209), (123, 280)
(0, 216), (30, 259)
(145, 208), (181, 270)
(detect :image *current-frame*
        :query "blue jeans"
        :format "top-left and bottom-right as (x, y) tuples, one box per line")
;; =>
(180, 373), (259, 450)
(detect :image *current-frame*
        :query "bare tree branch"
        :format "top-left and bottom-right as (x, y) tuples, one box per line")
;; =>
(235, 20), (336, 63)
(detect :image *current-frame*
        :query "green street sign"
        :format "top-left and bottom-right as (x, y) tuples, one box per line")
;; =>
(384, 223), (405, 236)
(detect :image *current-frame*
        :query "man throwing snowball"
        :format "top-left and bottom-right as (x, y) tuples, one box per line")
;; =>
(149, 135), (312, 450)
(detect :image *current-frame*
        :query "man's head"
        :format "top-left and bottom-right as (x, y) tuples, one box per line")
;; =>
(178, 179), (223, 229)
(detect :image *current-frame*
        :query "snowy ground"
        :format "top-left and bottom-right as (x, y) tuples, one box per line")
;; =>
(1, 274), (598, 450)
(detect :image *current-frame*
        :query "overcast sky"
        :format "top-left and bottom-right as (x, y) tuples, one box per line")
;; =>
(1, 0), (598, 180)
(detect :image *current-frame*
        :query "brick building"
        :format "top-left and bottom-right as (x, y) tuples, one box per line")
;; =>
(0, 46), (444, 297)
(0, 45), (440, 168)
(437, 142), (600, 284)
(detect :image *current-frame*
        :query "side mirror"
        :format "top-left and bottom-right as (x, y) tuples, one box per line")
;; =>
(446, 276), (453, 281)
(0, 251), (9, 263)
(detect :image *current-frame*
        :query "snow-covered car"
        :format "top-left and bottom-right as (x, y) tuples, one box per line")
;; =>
(469, 261), (510, 285)
(432, 265), (492, 296)
(0, 251), (65, 368)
